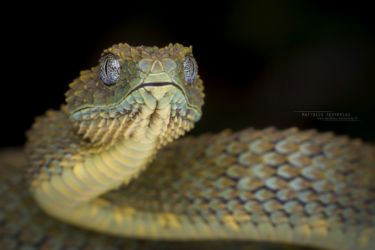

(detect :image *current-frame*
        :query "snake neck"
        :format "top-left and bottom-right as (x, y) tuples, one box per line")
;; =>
(110, 100), (173, 185)
(32, 98), (173, 214)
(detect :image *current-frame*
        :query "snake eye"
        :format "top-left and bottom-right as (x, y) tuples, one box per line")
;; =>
(183, 55), (198, 84)
(99, 53), (121, 85)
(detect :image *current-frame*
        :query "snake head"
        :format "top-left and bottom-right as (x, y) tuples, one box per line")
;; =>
(65, 43), (204, 147)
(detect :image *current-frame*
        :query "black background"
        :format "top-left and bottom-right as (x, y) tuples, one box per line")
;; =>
(2, 0), (375, 147)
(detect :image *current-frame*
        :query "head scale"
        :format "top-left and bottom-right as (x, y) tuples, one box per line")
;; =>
(65, 43), (204, 148)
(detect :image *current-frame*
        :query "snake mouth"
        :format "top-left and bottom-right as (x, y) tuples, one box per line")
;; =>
(139, 82), (176, 87)
(128, 82), (185, 98)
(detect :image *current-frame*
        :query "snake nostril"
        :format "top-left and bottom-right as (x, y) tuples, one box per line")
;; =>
(162, 58), (177, 72)
(139, 59), (153, 73)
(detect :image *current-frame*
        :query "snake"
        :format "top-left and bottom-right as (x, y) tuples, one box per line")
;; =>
(0, 43), (374, 250)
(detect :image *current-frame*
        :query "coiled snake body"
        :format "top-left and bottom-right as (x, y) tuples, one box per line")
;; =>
(0, 43), (374, 250)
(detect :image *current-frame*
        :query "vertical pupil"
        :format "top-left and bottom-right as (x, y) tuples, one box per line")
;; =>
(100, 54), (120, 85)
(184, 56), (197, 84)
(104, 58), (110, 76)
(189, 58), (194, 75)
(187, 59), (191, 72)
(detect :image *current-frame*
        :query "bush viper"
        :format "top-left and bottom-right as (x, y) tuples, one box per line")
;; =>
(0, 43), (374, 250)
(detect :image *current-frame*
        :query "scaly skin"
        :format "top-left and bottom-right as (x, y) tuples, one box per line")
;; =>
(0, 43), (374, 250)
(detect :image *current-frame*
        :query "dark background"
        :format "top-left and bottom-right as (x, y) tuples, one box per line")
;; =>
(2, 0), (375, 147)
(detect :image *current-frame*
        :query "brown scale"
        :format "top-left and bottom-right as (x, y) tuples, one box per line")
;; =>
(277, 164), (301, 179)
